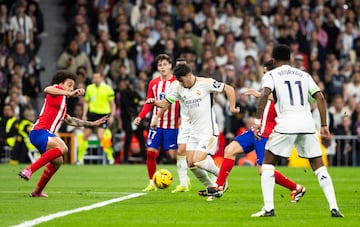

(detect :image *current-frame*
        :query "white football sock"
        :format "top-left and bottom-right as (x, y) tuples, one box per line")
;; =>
(176, 155), (189, 187)
(261, 164), (275, 211)
(194, 155), (219, 176)
(314, 166), (339, 210)
(190, 167), (215, 187)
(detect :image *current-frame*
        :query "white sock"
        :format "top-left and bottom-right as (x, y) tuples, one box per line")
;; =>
(261, 164), (275, 211)
(190, 167), (215, 187)
(194, 155), (219, 176)
(314, 166), (339, 210)
(176, 155), (189, 187)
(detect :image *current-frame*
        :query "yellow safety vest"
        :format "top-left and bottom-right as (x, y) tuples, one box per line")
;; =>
(6, 117), (17, 147)
(17, 119), (36, 151)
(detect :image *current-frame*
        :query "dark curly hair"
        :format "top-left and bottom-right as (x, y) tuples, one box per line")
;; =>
(51, 70), (77, 85)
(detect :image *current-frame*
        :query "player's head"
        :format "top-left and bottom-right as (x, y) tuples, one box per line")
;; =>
(155, 54), (172, 76)
(175, 57), (187, 65)
(271, 44), (291, 62)
(173, 63), (193, 88)
(51, 70), (77, 91)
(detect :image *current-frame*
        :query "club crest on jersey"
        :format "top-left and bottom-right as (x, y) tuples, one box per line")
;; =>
(196, 90), (201, 96)
(212, 80), (222, 88)
(159, 92), (166, 100)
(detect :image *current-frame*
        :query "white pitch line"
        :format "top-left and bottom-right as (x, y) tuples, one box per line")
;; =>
(10, 193), (146, 227)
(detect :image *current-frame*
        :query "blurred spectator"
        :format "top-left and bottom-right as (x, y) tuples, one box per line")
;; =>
(116, 78), (146, 163)
(90, 41), (112, 76)
(8, 3), (33, 49)
(199, 57), (222, 81)
(136, 40), (153, 74)
(0, 3), (10, 46)
(344, 69), (360, 103)
(56, 39), (93, 77)
(0, 103), (18, 163)
(329, 94), (352, 128)
(12, 107), (35, 163)
(333, 115), (353, 165)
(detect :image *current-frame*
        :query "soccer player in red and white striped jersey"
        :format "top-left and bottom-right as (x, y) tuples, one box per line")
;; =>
(133, 54), (180, 191)
(19, 71), (109, 197)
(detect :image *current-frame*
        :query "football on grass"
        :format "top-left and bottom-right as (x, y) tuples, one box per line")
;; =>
(152, 169), (173, 189)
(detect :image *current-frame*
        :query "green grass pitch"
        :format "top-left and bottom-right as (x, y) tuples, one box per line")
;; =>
(0, 164), (359, 226)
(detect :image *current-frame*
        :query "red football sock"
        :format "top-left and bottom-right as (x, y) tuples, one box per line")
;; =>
(146, 150), (158, 180)
(29, 148), (62, 173)
(274, 170), (297, 191)
(216, 158), (235, 187)
(34, 163), (59, 194)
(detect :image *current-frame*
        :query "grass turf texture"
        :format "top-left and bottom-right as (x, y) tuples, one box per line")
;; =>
(0, 164), (359, 227)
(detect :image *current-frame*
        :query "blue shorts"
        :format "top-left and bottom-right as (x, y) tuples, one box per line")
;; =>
(233, 130), (268, 165)
(146, 128), (178, 151)
(29, 130), (56, 154)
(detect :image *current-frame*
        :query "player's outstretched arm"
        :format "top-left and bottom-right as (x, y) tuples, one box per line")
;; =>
(64, 115), (109, 127)
(223, 84), (240, 114)
(44, 86), (85, 97)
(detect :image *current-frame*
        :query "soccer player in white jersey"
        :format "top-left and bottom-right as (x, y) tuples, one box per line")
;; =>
(151, 58), (191, 193)
(251, 44), (343, 218)
(147, 63), (239, 196)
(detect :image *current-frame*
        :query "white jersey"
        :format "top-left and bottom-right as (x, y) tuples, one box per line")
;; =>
(166, 77), (223, 137)
(262, 65), (320, 133)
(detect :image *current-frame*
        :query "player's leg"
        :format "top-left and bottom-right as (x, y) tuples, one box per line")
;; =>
(216, 141), (243, 188)
(171, 143), (190, 193)
(193, 135), (219, 176)
(255, 136), (305, 202)
(30, 156), (62, 197)
(19, 131), (67, 181)
(302, 134), (343, 217)
(188, 150), (215, 188)
(252, 133), (295, 217)
(142, 128), (161, 191)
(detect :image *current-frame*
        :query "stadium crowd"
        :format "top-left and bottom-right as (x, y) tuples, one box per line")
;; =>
(0, 0), (360, 166)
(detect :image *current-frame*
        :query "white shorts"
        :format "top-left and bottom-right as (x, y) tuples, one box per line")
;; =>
(186, 134), (218, 155)
(177, 124), (190, 144)
(265, 132), (322, 158)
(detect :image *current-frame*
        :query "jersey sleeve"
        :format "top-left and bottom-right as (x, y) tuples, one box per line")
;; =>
(262, 72), (274, 91)
(165, 81), (180, 104)
(307, 74), (321, 96)
(207, 78), (225, 93)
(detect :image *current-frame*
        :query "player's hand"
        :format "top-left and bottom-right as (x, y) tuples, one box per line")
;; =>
(150, 116), (159, 128)
(133, 117), (141, 125)
(230, 106), (240, 114)
(70, 88), (85, 97)
(320, 126), (331, 139)
(146, 98), (155, 105)
(93, 115), (109, 126)
(251, 124), (261, 140)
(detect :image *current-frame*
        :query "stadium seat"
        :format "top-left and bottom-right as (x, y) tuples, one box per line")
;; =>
(83, 134), (106, 165)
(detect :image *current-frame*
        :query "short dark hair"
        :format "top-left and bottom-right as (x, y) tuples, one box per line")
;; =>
(263, 59), (275, 70)
(175, 57), (187, 62)
(272, 44), (291, 61)
(51, 70), (77, 85)
(173, 63), (191, 80)
(155, 54), (172, 65)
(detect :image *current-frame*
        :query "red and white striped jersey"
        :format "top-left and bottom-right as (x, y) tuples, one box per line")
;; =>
(32, 84), (68, 133)
(260, 100), (277, 138)
(138, 76), (180, 129)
